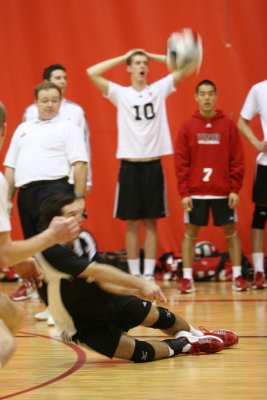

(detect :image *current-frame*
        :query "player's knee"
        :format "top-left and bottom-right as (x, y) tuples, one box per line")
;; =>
(130, 339), (155, 363)
(251, 205), (267, 229)
(185, 232), (197, 240)
(149, 306), (175, 330)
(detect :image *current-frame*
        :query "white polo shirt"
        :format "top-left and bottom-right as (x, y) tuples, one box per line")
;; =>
(23, 98), (92, 185)
(4, 116), (88, 187)
(107, 74), (176, 159)
(240, 80), (267, 165)
(0, 173), (11, 232)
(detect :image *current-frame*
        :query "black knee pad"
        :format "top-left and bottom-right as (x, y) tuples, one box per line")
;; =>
(149, 306), (175, 330)
(251, 205), (267, 229)
(130, 339), (155, 363)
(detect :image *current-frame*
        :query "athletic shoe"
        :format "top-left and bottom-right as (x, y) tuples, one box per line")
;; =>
(34, 309), (49, 321)
(251, 272), (267, 290)
(180, 334), (224, 354)
(10, 284), (38, 301)
(179, 278), (196, 294)
(143, 274), (155, 281)
(0, 267), (20, 282)
(199, 326), (238, 348)
(232, 276), (249, 291)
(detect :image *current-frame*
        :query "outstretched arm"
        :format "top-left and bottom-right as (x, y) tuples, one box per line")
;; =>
(0, 216), (80, 268)
(79, 261), (167, 303)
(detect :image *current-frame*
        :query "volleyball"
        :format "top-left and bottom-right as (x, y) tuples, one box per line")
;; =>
(166, 28), (203, 72)
(195, 241), (216, 258)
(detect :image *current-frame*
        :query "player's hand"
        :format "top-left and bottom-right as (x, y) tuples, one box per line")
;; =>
(181, 197), (193, 211)
(124, 49), (145, 61)
(139, 282), (167, 303)
(228, 192), (239, 209)
(48, 216), (80, 243)
(256, 140), (267, 153)
(13, 258), (44, 289)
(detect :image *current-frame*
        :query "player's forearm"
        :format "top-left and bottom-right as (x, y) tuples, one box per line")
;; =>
(80, 261), (145, 290)
(0, 230), (55, 267)
(73, 161), (87, 195)
(146, 52), (166, 63)
(237, 117), (260, 149)
(87, 55), (127, 77)
(97, 281), (139, 296)
(4, 167), (16, 202)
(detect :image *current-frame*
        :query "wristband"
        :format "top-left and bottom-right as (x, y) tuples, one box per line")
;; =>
(74, 193), (84, 199)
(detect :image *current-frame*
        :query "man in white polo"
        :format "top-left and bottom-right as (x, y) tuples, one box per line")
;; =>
(4, 81), (88, 239)
(23, 64), (92, 189)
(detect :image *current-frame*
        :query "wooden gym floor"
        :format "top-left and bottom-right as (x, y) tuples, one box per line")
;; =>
(0, 280), (266, 400)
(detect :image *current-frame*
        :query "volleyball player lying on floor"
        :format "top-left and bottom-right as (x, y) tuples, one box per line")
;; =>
(35, 192), (238, 363)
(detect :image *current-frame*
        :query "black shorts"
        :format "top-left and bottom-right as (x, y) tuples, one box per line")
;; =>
(114, 159), (168, 220)
(66, 281), (152, 358)
(253, 164), (267, 205)
(185, 198), (237, 226)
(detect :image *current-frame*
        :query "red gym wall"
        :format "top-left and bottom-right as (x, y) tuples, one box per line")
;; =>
(0, 0), (266, 257)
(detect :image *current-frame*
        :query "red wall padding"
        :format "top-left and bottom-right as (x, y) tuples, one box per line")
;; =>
(0, 0), (267, 257)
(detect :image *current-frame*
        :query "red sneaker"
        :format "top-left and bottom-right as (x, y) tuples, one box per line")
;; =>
(232, 276), (249, 291)
(179, 278), (195, 294)
(199, 326), (239, 348)
(10, 284), (38, 301)
(252, 272), (267, 290)
(181, 334), (224, 354)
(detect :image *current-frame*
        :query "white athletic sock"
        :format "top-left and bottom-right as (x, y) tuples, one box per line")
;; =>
(143, 259), (155, 276)
(183, 268), (193, 280)
(189, 324), (203, 337)
(128, 259), (140, 275)
(232, 265), (242, 280)
(166, 345), (175, 357)
(252, 252), (264, 273)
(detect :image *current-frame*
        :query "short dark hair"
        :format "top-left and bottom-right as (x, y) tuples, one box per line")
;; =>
(40, 192), (75, 226)
(0, 102), (6, 126)
(42, 64), (66, 81)
(126, 51), (148, 65)
(34, 82), (62, 100)
(196, 80), (217, 93)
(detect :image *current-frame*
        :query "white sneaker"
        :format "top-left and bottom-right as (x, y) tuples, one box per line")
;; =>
(34, 309), (49, 321)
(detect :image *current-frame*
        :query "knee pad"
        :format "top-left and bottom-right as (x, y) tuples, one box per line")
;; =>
(149, 306), (175, 330)
(252, 205), (267, 229)
(130, 339), (155, 363)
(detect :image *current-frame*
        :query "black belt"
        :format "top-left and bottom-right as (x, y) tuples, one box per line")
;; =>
(20, 177), (68, 189)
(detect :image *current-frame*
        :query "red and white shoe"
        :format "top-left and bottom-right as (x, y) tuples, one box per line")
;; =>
(199, 326), (238, 348)
(232, 276), (249, 291)
(180, 334), (224, 354)
(251, 272), (267, 290)
(10, 284), (38, 301)
(179, 278), (196, 294)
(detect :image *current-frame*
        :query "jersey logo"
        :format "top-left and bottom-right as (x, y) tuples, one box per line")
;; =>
(142, 301), (147, 307)
(141, 351), (148, 361)
(197, 133), (221, 144)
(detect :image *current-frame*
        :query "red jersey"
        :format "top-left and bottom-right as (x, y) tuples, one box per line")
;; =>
(174, 110), (244, 198)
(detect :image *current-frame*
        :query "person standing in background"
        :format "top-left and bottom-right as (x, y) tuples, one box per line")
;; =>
(238, 79), (267, 289)
(175, 80), (247, 293)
